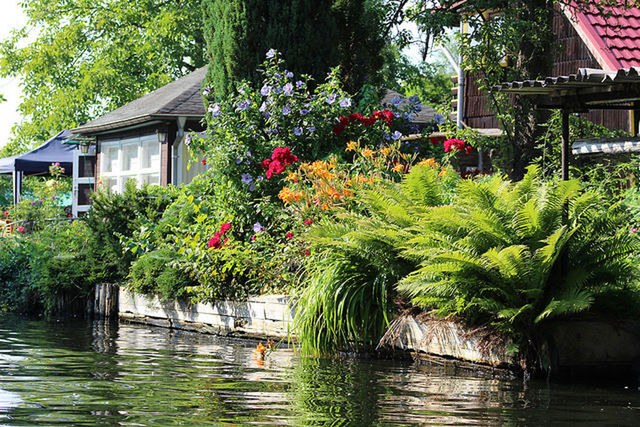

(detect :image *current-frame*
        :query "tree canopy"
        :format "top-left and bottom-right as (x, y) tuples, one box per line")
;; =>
(0, 0), (207, 156)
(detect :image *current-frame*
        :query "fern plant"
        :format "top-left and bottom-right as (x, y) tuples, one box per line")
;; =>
(398, 165), (638, 370)
(295, 165), (453, 354)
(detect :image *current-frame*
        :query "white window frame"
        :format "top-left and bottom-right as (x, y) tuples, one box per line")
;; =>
(99, 134), (161, 193)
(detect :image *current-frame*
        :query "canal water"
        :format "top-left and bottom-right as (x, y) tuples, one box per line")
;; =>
(1, 315), (639, 425)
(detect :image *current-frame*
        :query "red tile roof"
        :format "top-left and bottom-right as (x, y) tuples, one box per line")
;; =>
(564, 2), (640, 70)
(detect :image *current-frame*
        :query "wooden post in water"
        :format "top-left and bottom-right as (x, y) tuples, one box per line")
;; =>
(93, 284), (119, 318)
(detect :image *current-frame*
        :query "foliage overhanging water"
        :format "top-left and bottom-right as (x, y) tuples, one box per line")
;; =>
(0, 314), (639, 425)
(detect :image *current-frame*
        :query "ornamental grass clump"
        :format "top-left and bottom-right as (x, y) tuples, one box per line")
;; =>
(295, 163), (455, 354)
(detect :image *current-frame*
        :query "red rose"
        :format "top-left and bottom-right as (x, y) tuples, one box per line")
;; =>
(349, 113), (364, 122)
(202, 158), (207, 166)
(286, 232), (294, 240)
(220, 222), (232, 233)
(208, 235), (221, 249)
(465, 146), (472, 154)
(304, 218), (313, 225)
(430, 137), (440, 146)
(304, 250), (310, 256)
(261, 159), (271, 169)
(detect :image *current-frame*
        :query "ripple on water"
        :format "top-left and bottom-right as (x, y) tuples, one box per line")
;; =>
(1, 314), (640, 425)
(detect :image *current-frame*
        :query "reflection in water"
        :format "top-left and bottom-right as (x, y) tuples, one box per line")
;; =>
(0, 314), (639, 425)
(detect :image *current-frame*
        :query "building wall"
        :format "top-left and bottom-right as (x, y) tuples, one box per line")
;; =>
(463, 11), (631, 133)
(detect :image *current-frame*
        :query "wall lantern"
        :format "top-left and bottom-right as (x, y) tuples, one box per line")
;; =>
(75, 136), (96, 154)
(157, 129), (168, 145)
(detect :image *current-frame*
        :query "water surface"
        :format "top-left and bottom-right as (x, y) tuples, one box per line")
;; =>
(1, 315), (639, 425)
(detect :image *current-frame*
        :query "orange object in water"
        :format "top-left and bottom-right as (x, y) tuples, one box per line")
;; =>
(256, 343), (267, 354)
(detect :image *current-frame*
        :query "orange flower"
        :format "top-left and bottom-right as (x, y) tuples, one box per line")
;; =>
(278, 187), (303, 203)
(380, 146), (393, 156)
(256, 343), (267, 354)
(419, 157), (440, 168)
(361, 148), (374, 158)
(287, 172), (300, 182)
(346, 141), (358, 152)
(439, 168), (448, 177)
(391, 163), (404, 173)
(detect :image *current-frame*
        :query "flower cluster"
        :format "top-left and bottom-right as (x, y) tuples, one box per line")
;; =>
(49, 162), (65, 177)
(443, 138), (473, 154)
(208, 222), (231, 249)
(261, 147), (299, 179)
(333, 110), (395, 135)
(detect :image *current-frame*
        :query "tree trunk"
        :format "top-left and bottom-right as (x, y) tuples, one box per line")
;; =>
(510, 0), (555, 180)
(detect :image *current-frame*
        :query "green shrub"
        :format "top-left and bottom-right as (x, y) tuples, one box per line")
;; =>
(0, 238), (40, 312)
(398, 165), (639, 371)
(128, 248), (196, 300)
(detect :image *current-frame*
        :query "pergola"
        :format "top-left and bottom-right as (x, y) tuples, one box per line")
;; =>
(492, 67), (640, 180)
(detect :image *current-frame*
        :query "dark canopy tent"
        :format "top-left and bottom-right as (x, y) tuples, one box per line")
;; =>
(0, 130), (75, 204)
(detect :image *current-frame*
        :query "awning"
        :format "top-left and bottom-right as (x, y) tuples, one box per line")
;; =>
(0, 130), (75, 176)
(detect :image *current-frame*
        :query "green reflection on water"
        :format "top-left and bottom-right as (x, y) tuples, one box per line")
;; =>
(1, 314), (639, 425)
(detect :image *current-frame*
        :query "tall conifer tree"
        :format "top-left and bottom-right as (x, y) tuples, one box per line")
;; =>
(202, 0), (385, 97)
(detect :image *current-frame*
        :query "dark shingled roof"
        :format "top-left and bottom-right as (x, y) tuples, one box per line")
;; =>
(73, 67), (208, 134)
(381, 89), (437, 124)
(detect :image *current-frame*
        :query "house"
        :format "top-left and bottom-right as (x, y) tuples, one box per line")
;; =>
(71, 66), (209, 200)
(455, 2), (640, 135)
(71, 67), (439, 207)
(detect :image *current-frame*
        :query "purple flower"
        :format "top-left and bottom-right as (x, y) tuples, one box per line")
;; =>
(383, 133), (391, 140)
(253, 222), (266, 233)
(408, 95), (420, 104)
(308, 125), (316, 133)
(282, 106), (291, 116)
(296, 80), (304, 88)
(260, 85), (272, 96)
(237, 99), (251, 111)
(326, 94), (337, 104)
(208, 103), (221, 118)
(256, 175), (264, 182)
(285, 70), (294, 79)
(300, 108), (310, 116)
(339, 97), (352, 108)
(391, 131), (403, 140)
(266, 49), (276, 58)
(184, 134), (192, 147)
(202, 86), (212, 96)
(241, 173), (253, 184)
(293, 127), (303, 136)
(283, 82), (294, 96)
(236, 158), (244, 165)
(434, 113), (445, 124)
(273, 86), (282, 94)
(392, 96), (402, 107)
(246, 151), (252, 158)
(51, 195), (56, 200)
(259, 102), (268, 113)
(249, 182), (256, 192)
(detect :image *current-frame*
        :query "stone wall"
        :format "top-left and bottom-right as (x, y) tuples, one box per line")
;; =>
(118, 289), (294, 339)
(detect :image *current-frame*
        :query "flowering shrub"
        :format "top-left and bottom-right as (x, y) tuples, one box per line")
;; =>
(277, 140), (458, 218)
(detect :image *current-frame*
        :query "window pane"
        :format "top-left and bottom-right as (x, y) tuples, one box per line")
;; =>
(140, 173), (160, 186)
(100, 177), (118, 193)
(102, 147), (118, 173)
(141, 141), (160, 170)
(122, 145), (139, 172)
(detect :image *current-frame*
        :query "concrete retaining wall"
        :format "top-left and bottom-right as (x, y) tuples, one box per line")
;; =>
(380, 316), (516, 367)
(118, 289), (294, 339)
